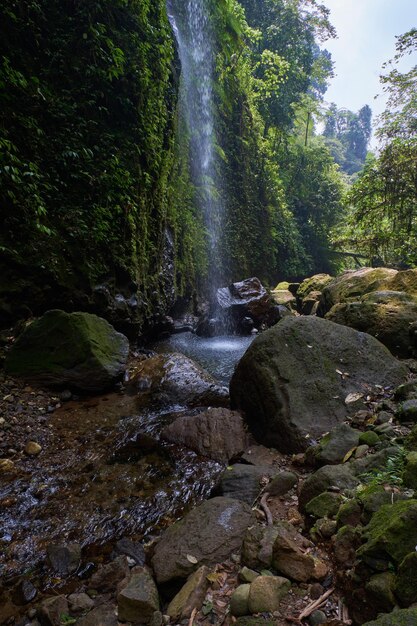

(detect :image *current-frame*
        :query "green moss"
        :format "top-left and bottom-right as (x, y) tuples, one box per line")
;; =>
(362, 608), (417, 625)
(359, 431), (380, 447)
(358, 500), (417, 565)
(305, 492), (343, 519)
(395, 552), (417, 607)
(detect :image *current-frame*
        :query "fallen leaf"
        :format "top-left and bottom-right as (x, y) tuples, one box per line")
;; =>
(343, 447), (357, 463)
(345, 392), (364, 404)
(186, 554), (198, 564)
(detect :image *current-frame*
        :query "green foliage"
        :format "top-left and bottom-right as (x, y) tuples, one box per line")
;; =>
(323, 103), (372, 175)
(338, 30), (417, 267)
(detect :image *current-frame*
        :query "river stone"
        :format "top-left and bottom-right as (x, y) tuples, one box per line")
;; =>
(89, 556), (130, 593)
(130, 353), (229, 407)
(117, 567), (159, 623)
(230, 584), (251, 617)
(247, 575), (291, 613)
(230, 316), (406, 453)
(151, 497), (254, 584)
(214, 464), (278, 504)
(318, 267), (398, 316)
(265, 471), (298, 496)
(216, 277), (274, 327)
(362, 608), (417, 625)
(313, 424), (360, 466)
(298, 464), (359, 512)
(5, 310), (129, 392)
(325, 291), (417, 357)
(166, 566), (210, 621)
(46, 543), (81, 575)
(76, 604), (118, 626)
(239, 567), (260, 583)
(38, 596), (69, 626)
(241, 524), (280, 570)
(161, 408), (249, 463)
(396, 399), (417, 422)
(67, 593), (94, 614)
(305, 492), (344, 519)
(272, 523), (328, 582)
(365, 572), (396, 614)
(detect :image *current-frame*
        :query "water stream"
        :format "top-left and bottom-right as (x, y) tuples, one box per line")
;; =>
(167, 0), (224, 293)
(0, 334), (252, 583)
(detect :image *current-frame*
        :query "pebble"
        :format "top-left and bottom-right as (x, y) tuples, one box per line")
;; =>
(0, 459), (15, 472)
(24, 442), (42, 456)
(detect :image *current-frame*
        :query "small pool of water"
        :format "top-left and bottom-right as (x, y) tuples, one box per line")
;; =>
(155, 332), (254, 385)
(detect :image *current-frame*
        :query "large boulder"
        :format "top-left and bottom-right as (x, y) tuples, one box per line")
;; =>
(318, 268), (398, 316)
(161, 408), (249, 463)
(297, 274), (334, 301)
(230, 316), (407, 453)
(362, 608), (417, 625)
(326, 291), (417, 357)
(130, 353), (229, 407)
(5, 310), (129, 392)
(214, 464), (279, 504)
(151, 497), (254, 584)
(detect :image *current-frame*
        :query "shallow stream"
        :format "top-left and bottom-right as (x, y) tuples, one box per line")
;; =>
(0, 333), (253, 585)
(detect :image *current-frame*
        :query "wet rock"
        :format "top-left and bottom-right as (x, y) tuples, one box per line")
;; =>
(24, 441), (42, 456)
(265, 471), (298, 496)
(46, 543), (81, 575)
(247, 575), (291, 613)
(395, 552), (417, 606)
(117, 566), (159, 623)
(240, 445), (280, 466)
(38, 596), (68, 626)
(6, 311), (129, 392)
(272, 522), (328, 582)
(230, 584), (251, 617)
(12, 580), (37, 605)
(113, 538), (145, 566)
(89, 556), (130, 593)
(67, 593), (94, 614)
(365, 572), (397, 613)
(216, 278), (274, 329)
(214, 464), (278, 504)
(166, 566), (210, 621)
(362, 608), (417, 625)
(130, 353), (229, 407)
(309, 610), (327, 626)
(298, 464), (359, 512)
(230, 316), (406, 453)
(161, 408), (249, 463)
(76, 604), (118, 626)
(151, 497), (254, 584)
(241, 524), (280, 570)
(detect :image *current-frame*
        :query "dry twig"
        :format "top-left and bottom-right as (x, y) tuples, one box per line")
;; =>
(260, 492), (273, 526)
(188, 607), (197, 626)
(297, 587), (334, 621)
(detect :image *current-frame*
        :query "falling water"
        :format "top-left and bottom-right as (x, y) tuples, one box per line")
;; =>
(167, 0), (224, 296)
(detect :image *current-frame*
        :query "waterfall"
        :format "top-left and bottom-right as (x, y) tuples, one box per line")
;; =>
(167, 0), (224, 297)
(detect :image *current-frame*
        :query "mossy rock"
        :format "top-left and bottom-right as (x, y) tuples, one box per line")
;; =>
(396, 400), (417, 423)
(359, 431), (380, 447)
(365, 572), (397, 614)
(395, 381), (417, 402)
(297, 274), (333, 300)
(235, 619), (275, 626)
(358, 500), (417, 566)
(402, 452), (417, 490)
(305, 492), (343, 519)
(336, 498), (362, 527)
(404, 425), (417, 451)
(362, 607), (417, 625)
(395, 552), (417, 607)
(5, 310), (129, 392)
(314, 424), (360, 466)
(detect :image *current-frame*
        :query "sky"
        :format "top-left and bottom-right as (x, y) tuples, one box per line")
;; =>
(321, 0), (416, 146)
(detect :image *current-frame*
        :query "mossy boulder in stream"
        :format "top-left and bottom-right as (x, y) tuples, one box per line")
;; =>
(363, 608), (417, 625)
(230, 316), (407, 453)
(6, 310), (129, 392)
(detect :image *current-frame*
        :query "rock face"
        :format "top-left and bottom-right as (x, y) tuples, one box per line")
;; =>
(130, 352), (229, 407)
(6, 310), (129, 392)
(151, 497), (254, 584)
(161, 408), (249, 463)
(230, 316), (407, 453)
